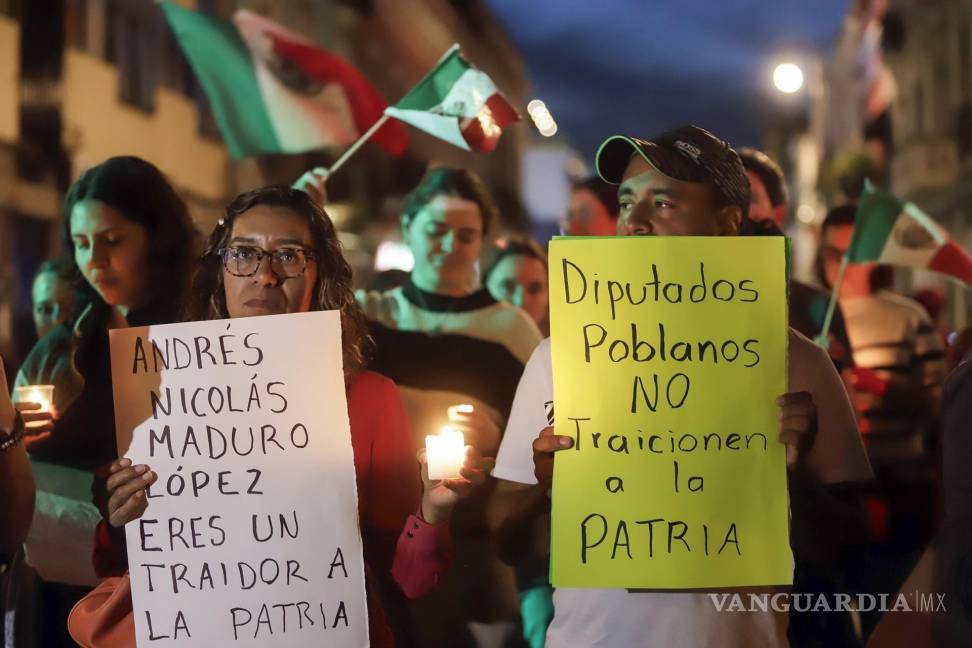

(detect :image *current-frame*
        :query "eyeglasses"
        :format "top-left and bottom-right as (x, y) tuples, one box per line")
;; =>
(217, 246), (316, 278)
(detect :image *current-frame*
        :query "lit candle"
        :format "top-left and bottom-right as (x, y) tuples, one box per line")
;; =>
(14, 385), (54, 414)
(425, 426), (466, 480)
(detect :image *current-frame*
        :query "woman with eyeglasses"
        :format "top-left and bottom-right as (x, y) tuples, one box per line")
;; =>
(89, 186), (492, 648)
(12, 156), (196, 646)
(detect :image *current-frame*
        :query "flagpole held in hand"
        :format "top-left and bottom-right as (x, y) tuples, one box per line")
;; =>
(814, 254), (849, 351)
(327, 114), (390, 176)
(293, 115), (389, 203)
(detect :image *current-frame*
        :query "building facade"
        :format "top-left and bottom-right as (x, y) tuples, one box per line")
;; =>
(0, 0), (530, 369)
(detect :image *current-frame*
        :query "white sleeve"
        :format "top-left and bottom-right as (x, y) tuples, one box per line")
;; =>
(492, 339), (553, 485)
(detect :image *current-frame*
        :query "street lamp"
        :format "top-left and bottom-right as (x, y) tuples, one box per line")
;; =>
(773, 63), (805, 94)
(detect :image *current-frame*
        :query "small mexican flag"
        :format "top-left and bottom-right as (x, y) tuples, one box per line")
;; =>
(849, 181), (972, 283)
(384, 45), (520, 152)
(161, 2), (407, 159)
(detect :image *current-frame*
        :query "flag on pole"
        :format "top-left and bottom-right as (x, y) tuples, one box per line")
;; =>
(384, 45), (520, 152)
(848, 181), (972, 284)
(160, 2), (407, 159)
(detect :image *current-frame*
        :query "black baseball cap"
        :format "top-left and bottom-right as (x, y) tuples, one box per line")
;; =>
(595, 125), (751, 216)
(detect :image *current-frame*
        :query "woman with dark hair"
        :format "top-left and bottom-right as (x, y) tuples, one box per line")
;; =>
(94, 186), (491, 648)
(12, 156), (196, 646)
(357, 167), (542, 647)
(485, 238), (549, 335)
(17, 156), (195, 464)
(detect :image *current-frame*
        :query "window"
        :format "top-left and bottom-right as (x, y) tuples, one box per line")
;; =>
(106, 0), (155, 112)
(160, 30), (193, 97)
(0, 0), (20, 19)
(65, 0), (88, 50)
(957, 102), (972, 159)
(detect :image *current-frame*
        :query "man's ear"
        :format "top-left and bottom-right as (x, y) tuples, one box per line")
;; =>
(715, 205), (743, 236)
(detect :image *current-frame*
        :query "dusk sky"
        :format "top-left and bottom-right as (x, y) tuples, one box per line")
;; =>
(487, 0), (851, 156)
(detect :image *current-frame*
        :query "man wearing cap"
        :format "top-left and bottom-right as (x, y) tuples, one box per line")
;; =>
(488, 126), (873, 647)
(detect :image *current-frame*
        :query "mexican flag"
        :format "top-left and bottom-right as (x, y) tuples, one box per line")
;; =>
(849, 181), (972, 284)
(161, 2), (407, 159)
(384, 45), (520, 152)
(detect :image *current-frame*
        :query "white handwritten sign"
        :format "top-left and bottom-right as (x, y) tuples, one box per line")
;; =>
(110, 311), (368, 647)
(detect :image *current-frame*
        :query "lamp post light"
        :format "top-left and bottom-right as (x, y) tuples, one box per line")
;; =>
(773, 62), (805, 94)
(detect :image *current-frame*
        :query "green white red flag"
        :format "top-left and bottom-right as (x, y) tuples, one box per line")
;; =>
(849, 181), (972, 284)
(161, 2), (407, 159)
(384, 45), (520, 152)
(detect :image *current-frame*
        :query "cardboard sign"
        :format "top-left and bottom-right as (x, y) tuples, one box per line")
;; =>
(548, 237), (791, 589)
(110, 311), (368, 646)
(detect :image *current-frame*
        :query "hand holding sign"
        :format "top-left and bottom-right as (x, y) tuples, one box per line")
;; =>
(776, 391), (818, 469)
(106, 458), (158, 528)
(110, 312), (368, 646)
(532, 426), (573, 494)
(548, 236), (792, 589)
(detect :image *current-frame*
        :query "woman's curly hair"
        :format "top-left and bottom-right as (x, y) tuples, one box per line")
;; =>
(184, 185), (372, 386)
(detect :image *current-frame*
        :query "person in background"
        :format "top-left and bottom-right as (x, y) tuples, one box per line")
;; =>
(31, 255), (82, 340)
(739, 144), (866, 648)
(563, 177), (619, 237)
(490, 125), (873, 648)
(0, 357), (34, 571)
(947, 325), (972, 373)
(738, 147), (787, 230)
(818, 203), (946, 639)
(485, 238), (549, 336)
(356, 167), (542, 647)
(91, 186), (493, 648)
(938, 331), (972, 645)
(912, 288), (947, 342)
(12, 156), (196, 646)
(483, 236), (552, 646)
(737, 148), (855, 375)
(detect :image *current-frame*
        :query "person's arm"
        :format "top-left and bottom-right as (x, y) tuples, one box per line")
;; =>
(787, 467), (870, 571)
(357, 374), (490, 599)
(0, 358), (35, 558)
(487, 341), (554, 566)
(490, 478), (547, 566)
(783, 339), (873, 570)
(391, 447), (492, 599)
(0, 429), (34, 559)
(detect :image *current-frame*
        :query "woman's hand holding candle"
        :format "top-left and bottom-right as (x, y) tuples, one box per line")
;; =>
(417, 444), (495, 525)
(13, 386), (57, 438)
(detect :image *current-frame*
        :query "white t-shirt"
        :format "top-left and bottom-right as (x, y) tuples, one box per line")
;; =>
(493, 333), (873, 648)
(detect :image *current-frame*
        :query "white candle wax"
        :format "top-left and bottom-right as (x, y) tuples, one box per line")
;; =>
(425, 426), (465, 480)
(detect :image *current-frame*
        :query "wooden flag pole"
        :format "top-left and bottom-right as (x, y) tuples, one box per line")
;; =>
(325, 114), (391, 177)
(319, 43), (461, 178)
(814, 254), (849, 350)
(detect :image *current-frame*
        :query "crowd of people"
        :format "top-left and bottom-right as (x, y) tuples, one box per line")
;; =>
(0, 120), (970, 648)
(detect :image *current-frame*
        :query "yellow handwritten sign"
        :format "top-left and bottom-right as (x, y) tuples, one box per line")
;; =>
(549, 237), (791, 589)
